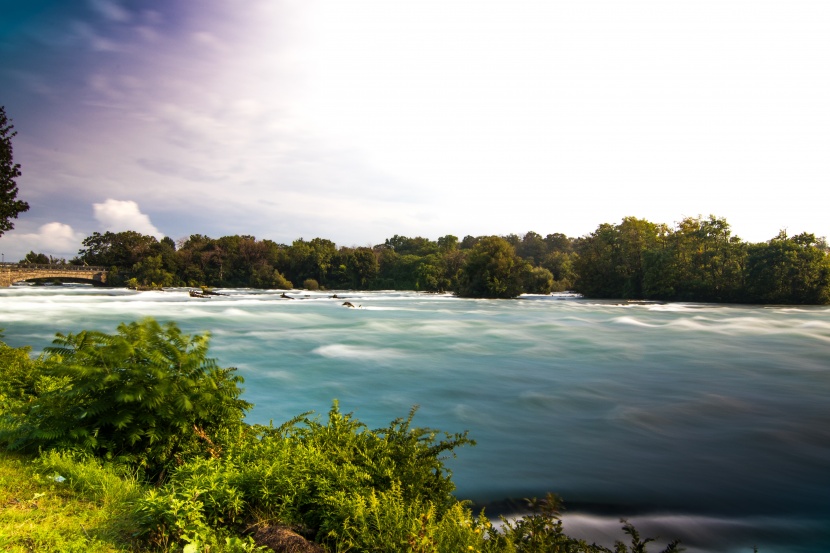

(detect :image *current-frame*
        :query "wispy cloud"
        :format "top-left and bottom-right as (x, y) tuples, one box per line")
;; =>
(88, 0), (131, 23)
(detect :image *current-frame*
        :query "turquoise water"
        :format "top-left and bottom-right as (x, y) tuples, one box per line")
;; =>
(2, 287), (829, 552)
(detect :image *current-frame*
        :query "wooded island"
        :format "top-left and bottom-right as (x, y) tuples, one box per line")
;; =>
(21, 215), (830, 303)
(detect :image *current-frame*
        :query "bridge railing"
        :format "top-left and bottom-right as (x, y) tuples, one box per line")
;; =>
(0, 263), (106, 272)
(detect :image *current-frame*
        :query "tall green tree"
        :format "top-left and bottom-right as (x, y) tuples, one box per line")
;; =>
(456, 236), (528, 298)
(667, 216), (745, 302)
(77, 231), (169, 286)
(574, 218), (664, 298)
(287, 238), (337, 287)
(746, 231), (830, 304)
(346, 247), (379, 288)
(0, 106), (30, 236)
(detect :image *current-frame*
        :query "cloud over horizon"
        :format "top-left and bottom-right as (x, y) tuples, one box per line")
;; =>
(93, 199), (163, 239)
(1, 222), (85, 262)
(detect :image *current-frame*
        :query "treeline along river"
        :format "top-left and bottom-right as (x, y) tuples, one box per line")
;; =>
(2, 286), (829, 552)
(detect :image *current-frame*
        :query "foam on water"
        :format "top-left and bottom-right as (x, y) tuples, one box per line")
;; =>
(312, 343), (407, 362)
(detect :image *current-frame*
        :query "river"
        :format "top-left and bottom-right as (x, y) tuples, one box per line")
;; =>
(1, 286), (829, 552)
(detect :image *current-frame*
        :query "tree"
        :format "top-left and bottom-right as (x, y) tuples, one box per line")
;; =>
(666, 215), (745, 302)
(21, 251), (50, 264)
(0, 106), (30, 236)
(287, 238), (337, 286)
(516, 231), (547, 264)
(746, 231), (830, 304)
(573, 218), (665, 298)
(456, 236), (528, 298)
(346, 247), (379, 288)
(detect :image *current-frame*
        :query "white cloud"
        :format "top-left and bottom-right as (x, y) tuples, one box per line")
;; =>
(0, 222), (86, 262)
(93, 199), (163, 238)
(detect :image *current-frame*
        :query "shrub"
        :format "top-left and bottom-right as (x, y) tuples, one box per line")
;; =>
(303, 278), (320, 291)
(134, 403), (476, 549)
(0, 340), (37, 414)
(1, 318), (251, 477)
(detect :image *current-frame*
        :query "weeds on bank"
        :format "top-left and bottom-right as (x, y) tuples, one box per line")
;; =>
(0, 451), (143, 552)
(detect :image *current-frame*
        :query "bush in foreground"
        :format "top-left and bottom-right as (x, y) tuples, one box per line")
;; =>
(0, 319), (251, 478)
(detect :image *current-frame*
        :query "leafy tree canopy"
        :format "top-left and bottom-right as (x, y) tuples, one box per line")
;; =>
(0, 106), (30, 237)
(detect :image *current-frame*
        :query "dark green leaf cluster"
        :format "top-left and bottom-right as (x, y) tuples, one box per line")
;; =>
(0, 106), (30, 237)
(70, 215), (830, 303)
(0, 318), (251, 477)
(70, 229), (575, 297)
(573, 216), (830, 303)
(133, 402), (477, 549)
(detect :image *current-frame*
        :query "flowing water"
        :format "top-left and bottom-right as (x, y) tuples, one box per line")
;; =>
(2, 286), (829, 552)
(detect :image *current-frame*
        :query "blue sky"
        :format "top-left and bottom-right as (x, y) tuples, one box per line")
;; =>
(2, 0), (829, 260)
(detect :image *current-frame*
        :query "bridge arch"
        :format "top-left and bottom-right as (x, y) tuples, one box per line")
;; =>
(0, 264), (107, 287)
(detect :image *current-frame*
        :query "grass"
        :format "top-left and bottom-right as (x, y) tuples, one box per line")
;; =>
(0, 451), (146, 552)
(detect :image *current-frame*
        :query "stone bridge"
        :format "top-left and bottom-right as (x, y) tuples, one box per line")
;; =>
(0, 263), (107, 287)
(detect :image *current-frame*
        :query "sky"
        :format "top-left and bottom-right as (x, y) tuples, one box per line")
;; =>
(1, 0), (829, 261)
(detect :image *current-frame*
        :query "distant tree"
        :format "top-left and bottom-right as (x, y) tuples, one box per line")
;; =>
(460, 235), (480, 250)
(456, 236), (528, 298)
(516, 231), (547, 264)
(21, 251), (50, 264)
(0, 106), (30, 236)
(540, 251), (576, 290)
(383, 235), (439, 256)
(437, 234), (459, 252)
(573, 217), (665, 298)
(544, 233), (574, 253)
(524, 266), (555, 294)
(287, 238), (337, 286)
(346, 247), (379, 288)
(746, 231), (830, 304)
(77, 231), (166, 286)
(665, 215), (746, 302)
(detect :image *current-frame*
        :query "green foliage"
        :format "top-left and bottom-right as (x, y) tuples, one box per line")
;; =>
(133, 402), (475, 549)
(524, 266), (555, 294)
(65, 212), (830, 304)
(345, 247), (380, 288)
(0, 105), (29, 237)
(746, 231), (830, 304)
(286, 238), (338, 288)
(34, 450), (143, 510)
(573, 218), (665, 299)
(457, 236), (528, 298)
(21, 251), (51, 264)
(572, 215), (830, 304)
(1, 318), (251, 477)
(0, 451), (143, 552)
(303, 278), (320, 290)
(0, 341), (38, 415)
(320, 485), (497, 552)
(133, 457), (261, 551)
